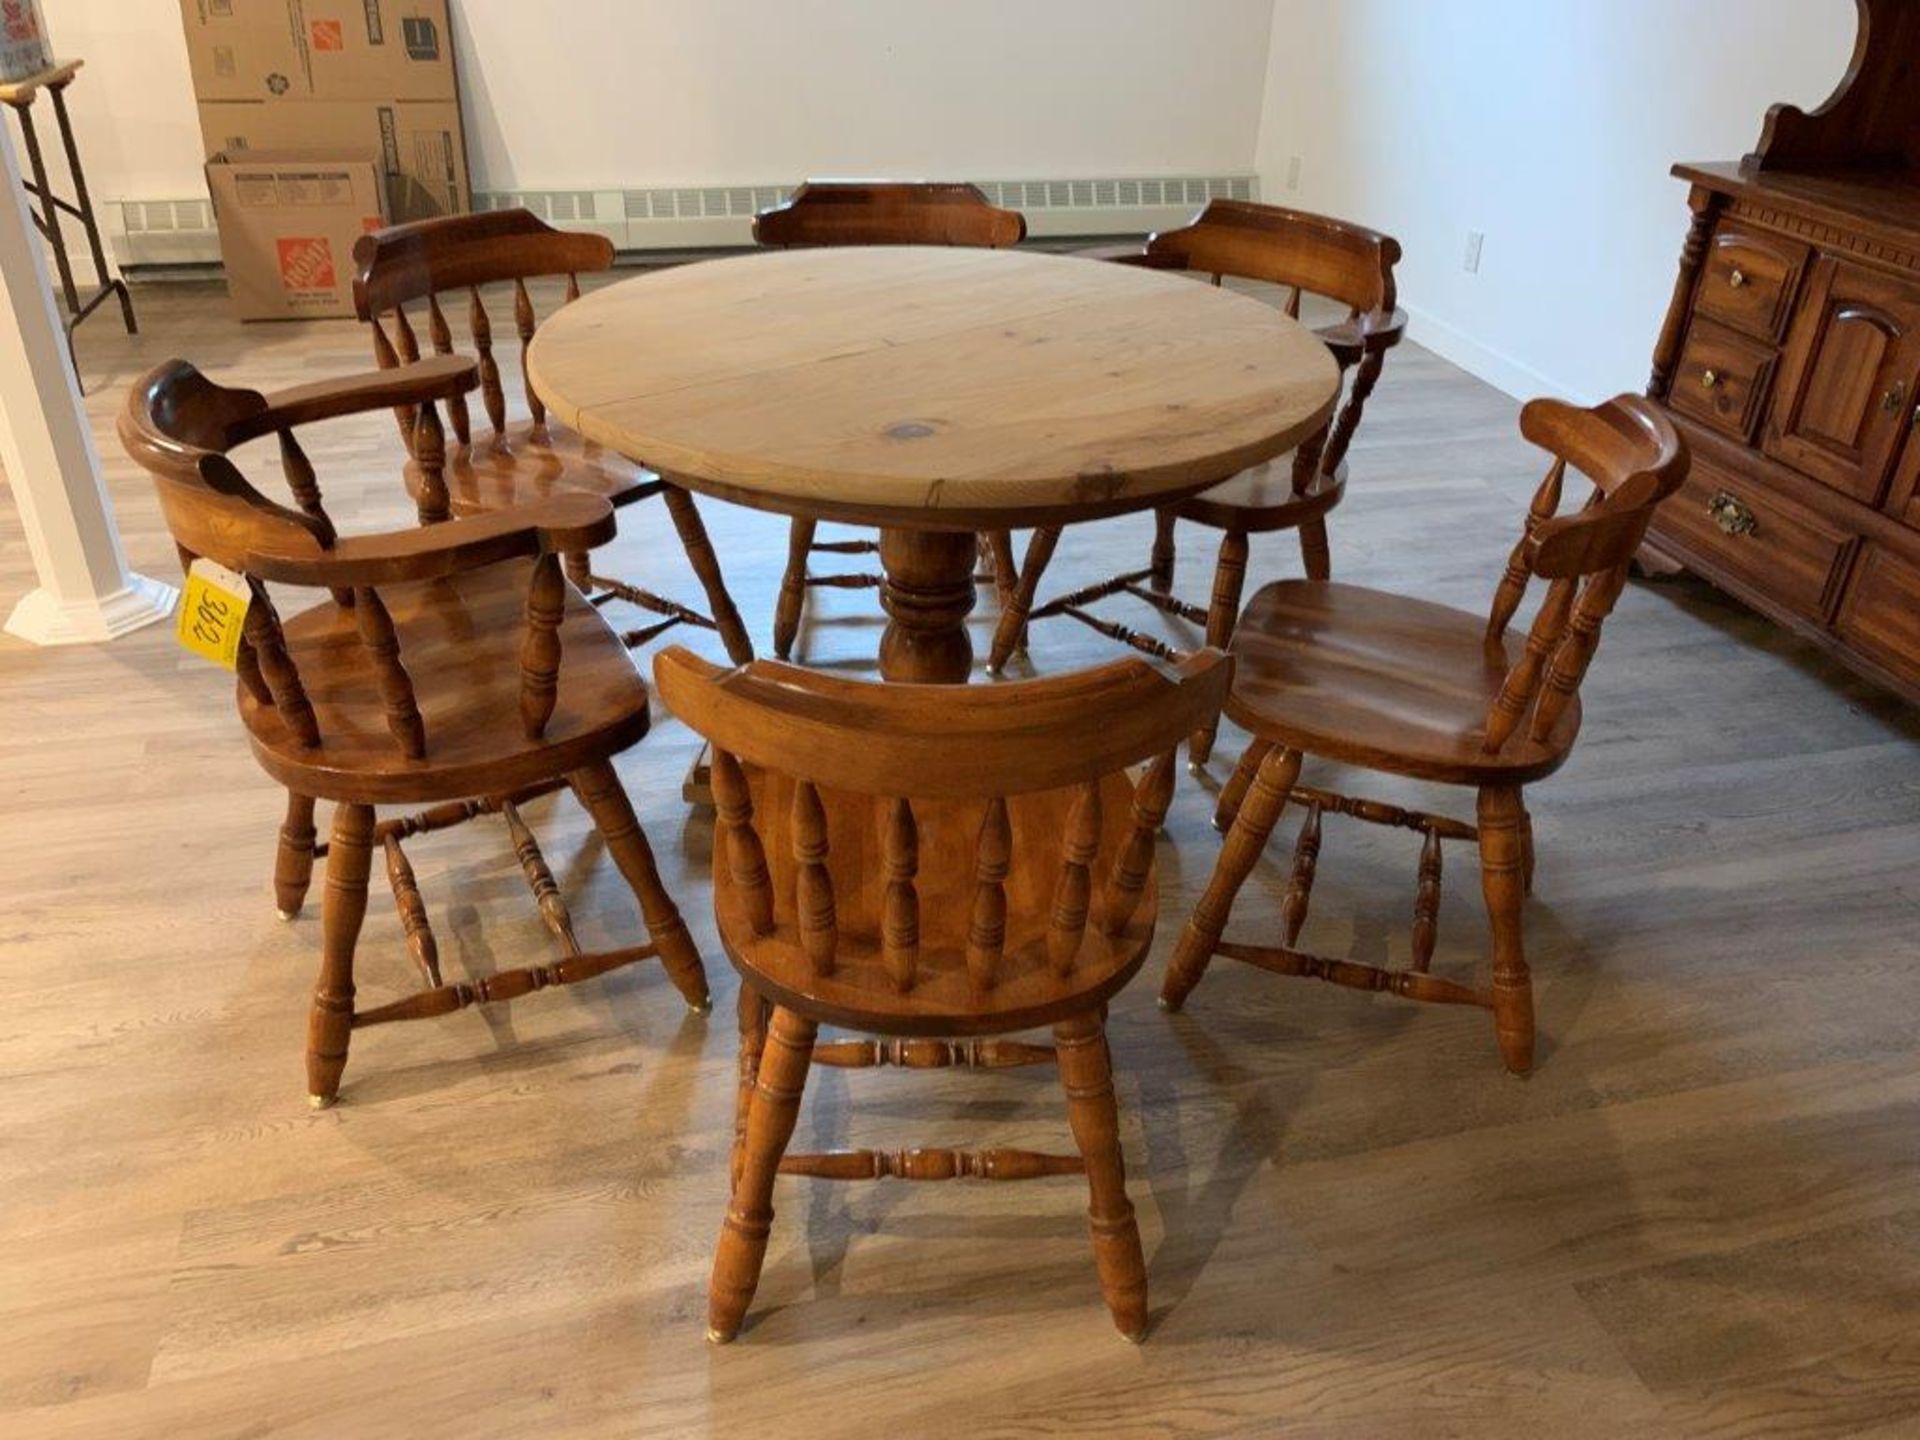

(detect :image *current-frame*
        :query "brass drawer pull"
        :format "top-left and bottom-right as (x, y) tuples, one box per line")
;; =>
(1883, 381), (1907, 415)
(1707, 490), (1757, 537)
(1701, 368), (1721, 389)
(1728, 268), (1748, 289)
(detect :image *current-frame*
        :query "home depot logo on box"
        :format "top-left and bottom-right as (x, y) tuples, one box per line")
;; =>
(276, 236), (337, 292)
(309, 18), (343, 51)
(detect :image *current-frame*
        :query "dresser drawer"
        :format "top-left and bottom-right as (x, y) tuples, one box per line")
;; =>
(1668, 320), (1777, 444)
(1659, 461), (1853, 622)
(1694, 222), (1806, 342)
(1836, 545), (1920, 683)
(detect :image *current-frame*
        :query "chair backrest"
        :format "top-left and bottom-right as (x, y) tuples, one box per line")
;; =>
(1146, 199), (1403, 485)
(654, 648), (1230, 993)
(752, 180), (1026, 249)
(120, 356), (610, 762)
(1481, 394), (1689, 753)
(1147, 199), (1398, 316)
(353, 209), (615, 446)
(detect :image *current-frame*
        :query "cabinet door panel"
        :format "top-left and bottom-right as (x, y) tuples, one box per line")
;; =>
(1885, 412), (1920, 529)
(1764, 257), (1920, 505)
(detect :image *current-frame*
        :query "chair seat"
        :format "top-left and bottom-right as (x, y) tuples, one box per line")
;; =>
(1225, 580), (1581, 786)
(406, 420), (665, 517)
(714, 769), (1158, 1036)
(242, 558), (652, 805)
(1177, 457), (1346, 532)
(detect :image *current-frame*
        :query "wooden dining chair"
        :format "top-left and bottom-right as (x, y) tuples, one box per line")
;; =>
(121, 353), (711, 1107)
(1160, 395), (1687, 1074)
(353, 208), (753, 664)
(752, 180), (1028, 660)
(653, 645), (1231, 1342)
(990, 200), (1405, 768)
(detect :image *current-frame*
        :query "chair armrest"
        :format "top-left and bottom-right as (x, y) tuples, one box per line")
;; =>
(229, 356), (478, 444)
(1071, 240), (1190, 270)
(1314, 307), (1408, 364)
(243, 492), (616, 586)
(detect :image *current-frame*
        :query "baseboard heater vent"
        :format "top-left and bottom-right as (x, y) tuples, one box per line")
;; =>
(476, 172), (1255, 248)
(108, 173), (1254, 270)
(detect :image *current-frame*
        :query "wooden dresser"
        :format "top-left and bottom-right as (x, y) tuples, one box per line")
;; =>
(1644, 0), (1920, 702)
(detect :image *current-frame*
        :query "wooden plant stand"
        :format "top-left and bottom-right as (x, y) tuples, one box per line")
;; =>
(0, 60), (136, 388)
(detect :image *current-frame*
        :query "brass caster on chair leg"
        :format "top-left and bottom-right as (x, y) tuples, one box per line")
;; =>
(689, 997), (714, 1016)
(277, 907), (300, 922)
(1156, 995), (1181, 1013)
(704, 1326), (734, 1346)
(307, 1093), (336, 1110)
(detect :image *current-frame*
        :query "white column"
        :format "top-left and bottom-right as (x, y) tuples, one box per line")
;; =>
(0, 98), (171, 646)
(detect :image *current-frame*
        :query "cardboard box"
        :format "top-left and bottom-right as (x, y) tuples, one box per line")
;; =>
(198, 98), (467, 223)
(205, 149), (386, 319)
(180, 0), (455, 103)
(1, 0), (52, 84)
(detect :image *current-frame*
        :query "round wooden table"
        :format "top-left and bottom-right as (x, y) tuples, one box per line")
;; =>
(529, 246), (1339, 683)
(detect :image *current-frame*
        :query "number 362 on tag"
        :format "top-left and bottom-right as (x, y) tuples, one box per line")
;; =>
(176, 558), (252, 670)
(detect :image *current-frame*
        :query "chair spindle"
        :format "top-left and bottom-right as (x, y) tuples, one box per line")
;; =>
(382, 832), (441, 986)
(243, 580), (319, 748)
(1101, 750), (1175, 936)
(712, 748), (774, 935)
(1483, 575), (1576, 753)
(966, 797), (1011, 991)
(426, 293), (471, 447)
(1048, 782), (1102, 975)
(1530, 566), (1628, 741)
(513, 278), (544, 429)
(519, 552), (564, 739)
(469, 285), (507, 440)
(1410, 826), (1442, 972)
(1489, 459), (1566, 640)
(412, 397), (451, 524)
(353, 585), (427, 759)
(1279, 799), (1323, 946)
(792, 781), (837, 974)
(882, 797), (919, 991)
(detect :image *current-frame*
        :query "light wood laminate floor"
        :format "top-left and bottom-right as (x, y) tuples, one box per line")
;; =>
(2, 276), (1917, 1440)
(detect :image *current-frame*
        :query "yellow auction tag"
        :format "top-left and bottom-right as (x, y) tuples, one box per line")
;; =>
(176, 558), (252, 670)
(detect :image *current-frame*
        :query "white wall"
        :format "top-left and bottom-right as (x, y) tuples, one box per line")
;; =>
(30, 0), (1276, 216)
(455, 0), (1276, 189)
(33, 0), (206, 197)
(1254, 0), (1859, 403)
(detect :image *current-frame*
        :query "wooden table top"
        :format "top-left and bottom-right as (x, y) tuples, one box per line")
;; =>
(528, 246), (1341, 530)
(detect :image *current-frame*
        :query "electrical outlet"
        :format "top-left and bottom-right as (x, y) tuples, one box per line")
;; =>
(1464, 230), (1484, 274)
(1286, 155), (1302, 191)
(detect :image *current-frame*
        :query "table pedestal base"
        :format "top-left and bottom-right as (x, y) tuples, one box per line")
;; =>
(878, 529), (978, 684)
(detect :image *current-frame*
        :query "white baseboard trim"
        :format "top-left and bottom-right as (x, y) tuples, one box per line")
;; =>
(4, 572), (178, 646)
(1401, 302), (1591, 406)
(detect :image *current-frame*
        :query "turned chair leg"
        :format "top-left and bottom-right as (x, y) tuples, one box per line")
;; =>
(1211, 739), (1274, 833)
(773, 517), (816, 661)
(732, 981), (770, 1189)
(1161, 746), (1301, 1010)
(569, 760), (711, 1014)
(1478, 785), (1534, 1075)
(988, 524), (1060, 674)
(661, 484), (754, 665)
(1055, 1009), (1148, 1341)
(1189, 528), (1249, 770)
(1298, 516), (1332, 581)
(562, 551), (594, 594)
(307, 801), (373, 1107)
(1148, 507), (1177, 593)
(275, 790), (318, 920)
(709, 1004), (817, 1343)
(985, 529), (1020, 615)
